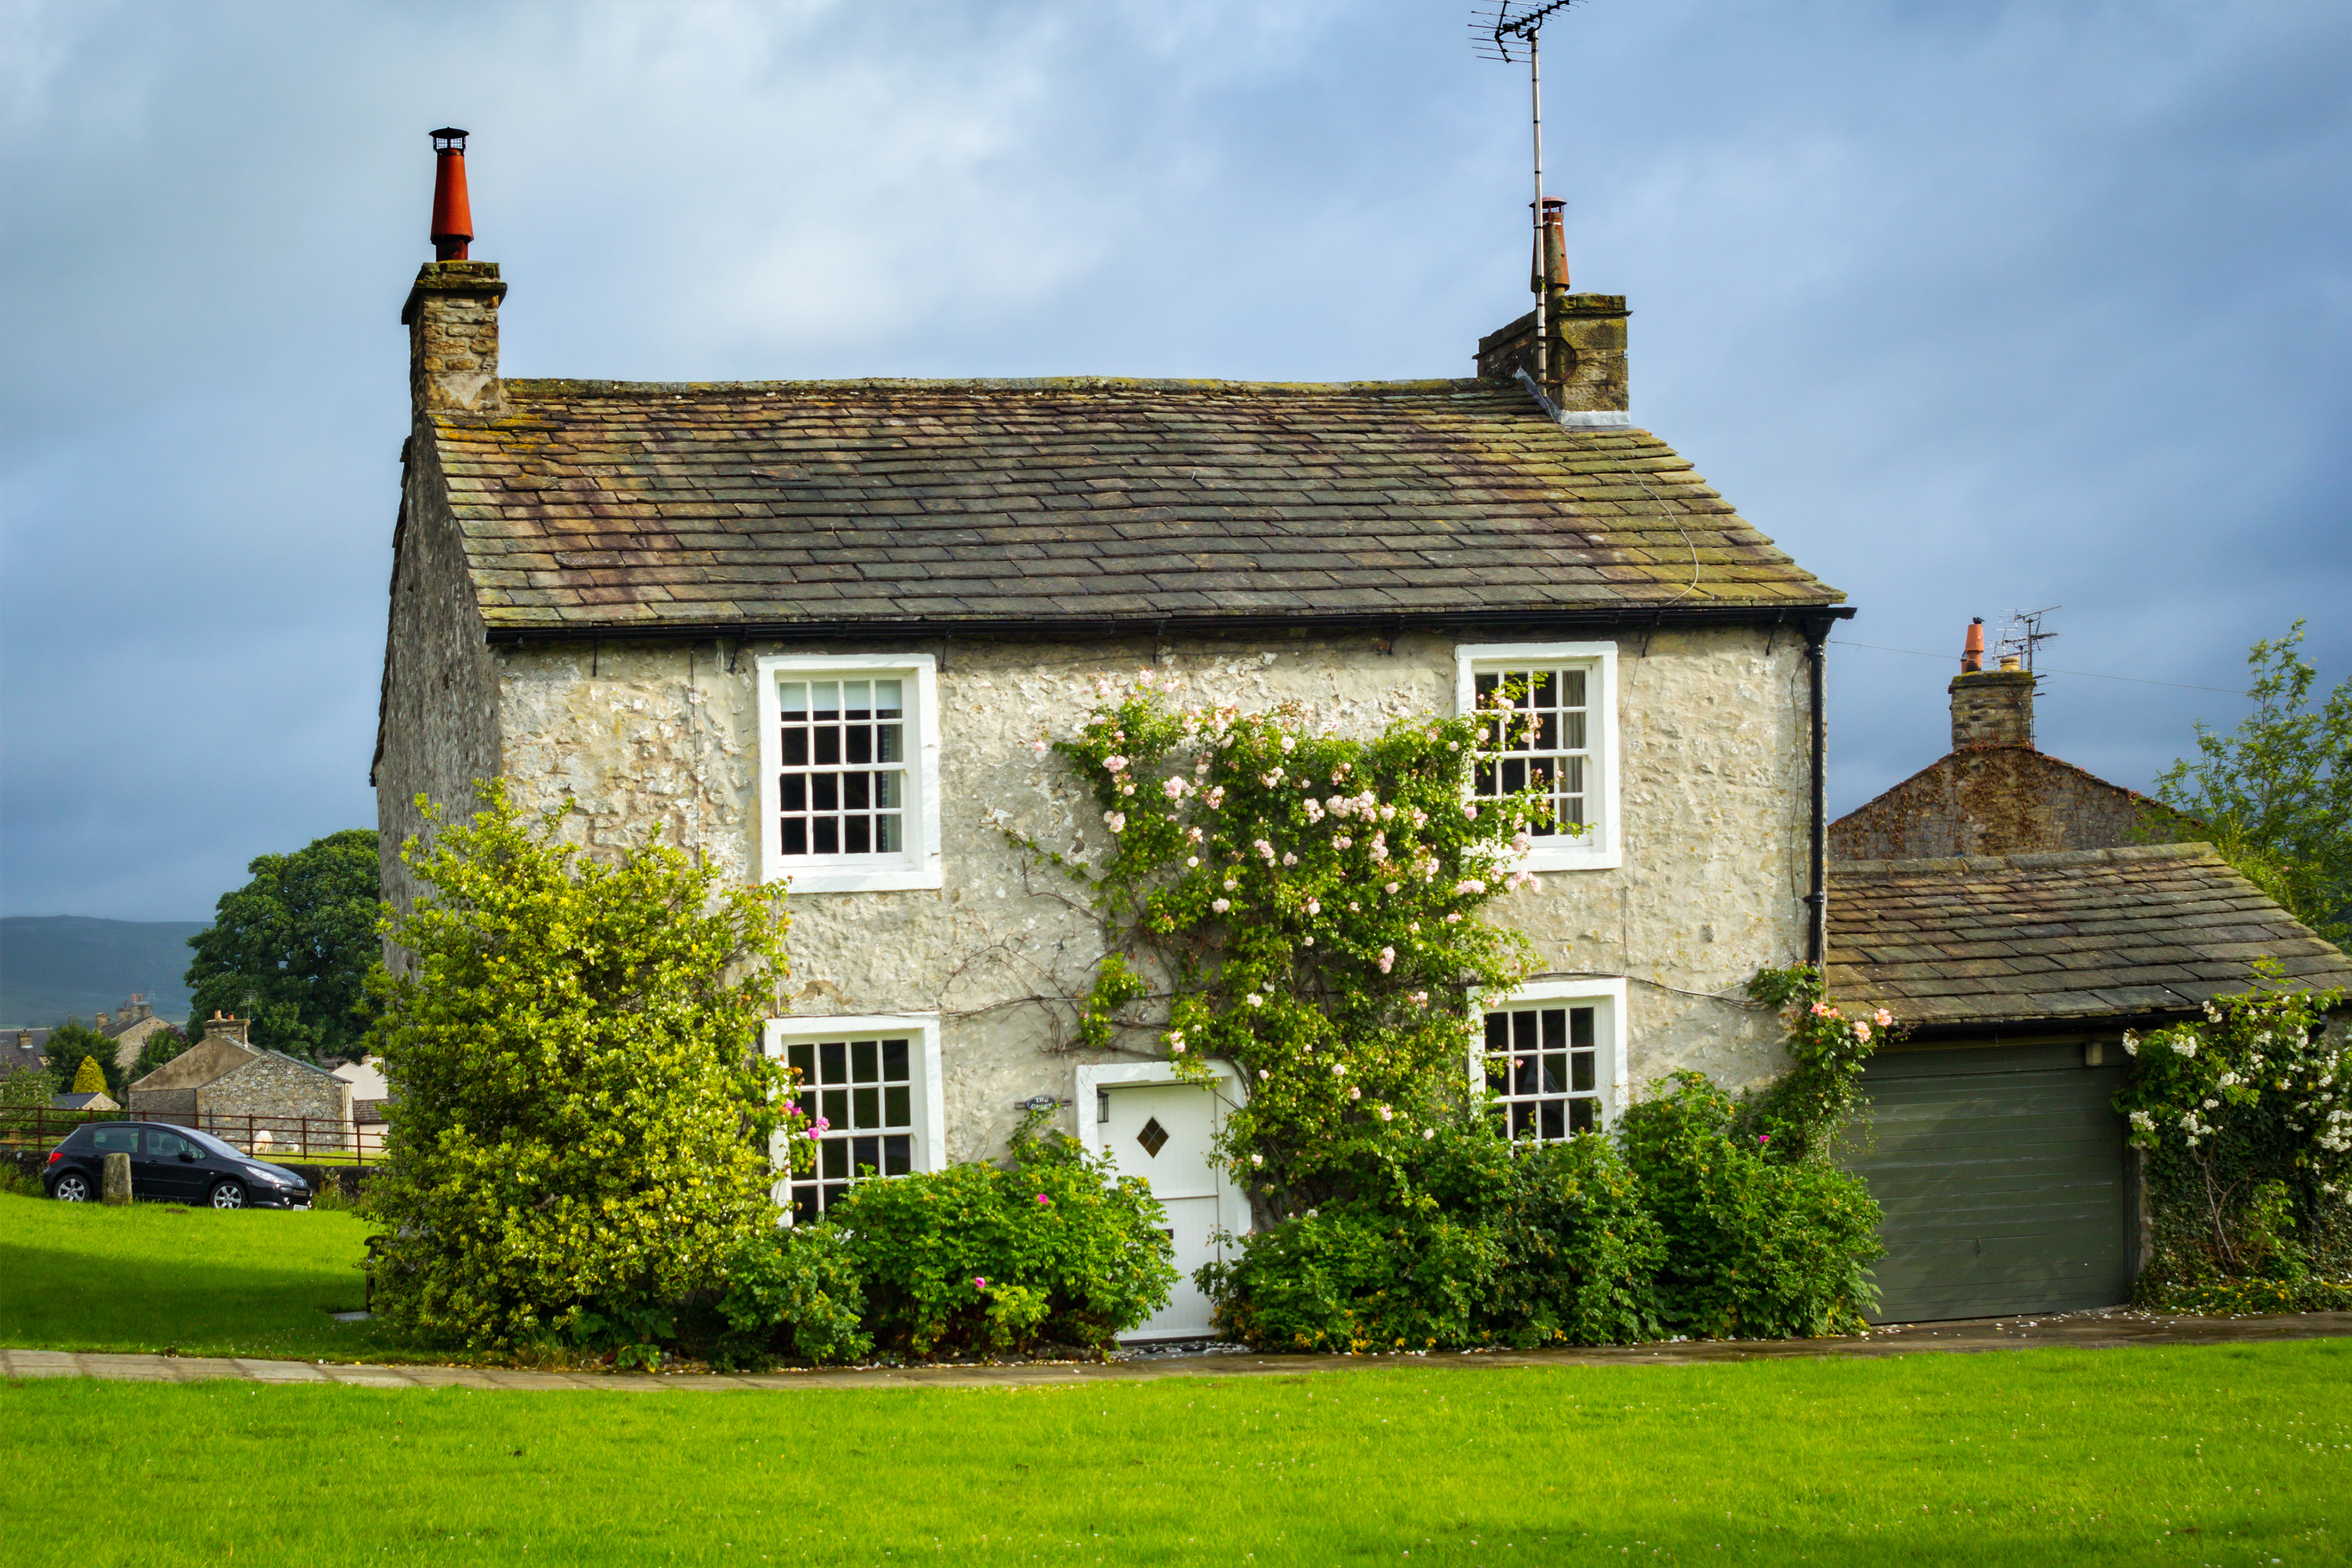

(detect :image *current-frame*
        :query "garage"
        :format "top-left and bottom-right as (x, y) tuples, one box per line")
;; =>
(1843, 1042), (2135, 1322)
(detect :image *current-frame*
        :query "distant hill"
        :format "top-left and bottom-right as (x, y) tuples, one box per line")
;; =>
(0, 916), (205, 1026)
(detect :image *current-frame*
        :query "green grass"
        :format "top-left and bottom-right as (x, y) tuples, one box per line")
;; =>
(0, 1190), (416, 1362)
(3, 1344), (2347, 1565)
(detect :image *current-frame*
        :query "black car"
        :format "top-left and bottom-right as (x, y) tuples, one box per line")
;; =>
(44, 1122), (314, 1209)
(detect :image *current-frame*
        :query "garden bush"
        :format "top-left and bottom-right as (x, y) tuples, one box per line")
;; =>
(716, 1222), (874, 1368)
(1204, 1124), (1664, 1352)
(1617, 1071), (1882, 1339)
(826, 1121), (1176, 1357)
(366, 781), (802, 1355)
(2115, 965), (2349, 1309)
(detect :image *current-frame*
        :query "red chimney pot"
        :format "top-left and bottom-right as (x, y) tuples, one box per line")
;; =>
(1961, 618), (1985, 674)
(429, 128), (473, 262)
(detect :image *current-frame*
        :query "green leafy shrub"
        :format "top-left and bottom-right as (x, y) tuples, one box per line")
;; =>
(365, 781), (800, 1353)
(2114, 966), (2349, 1308)
(68, 1055), (106, 1095)
(716, 1223), (874, 1368)
(1202, 1206), (1503, 1353)
(828, 1126), (1175, 1357)
(1204, 1124), (1664, 1353)
(42, 1022), (124, 1102)
(1618, 1071), (1882, 1339)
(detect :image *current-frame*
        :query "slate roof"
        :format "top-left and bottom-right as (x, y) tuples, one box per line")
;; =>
(1827, 843), (2352, 1033)
(424, 378), (1842, 638)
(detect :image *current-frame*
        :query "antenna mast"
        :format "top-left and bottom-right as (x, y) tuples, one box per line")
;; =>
(1994, 605), (2061, 675)
(1473, 1), (1584, 394)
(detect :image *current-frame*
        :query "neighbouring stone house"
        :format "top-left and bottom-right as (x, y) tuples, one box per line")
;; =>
(0, 1030), (50, 1086)
(373, 140), (1851, 1337)
(97, 995), (174, 1074)
(51, 1090), (118, 1113)
(126, 1013), (353, 1150)
(1824, 631), (2352, 1322)
(1827, 624), (2186, 860)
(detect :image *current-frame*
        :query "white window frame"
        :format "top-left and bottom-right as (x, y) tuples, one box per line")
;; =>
(1454, 641), (1621, 872)
(755, 652), (943, 893)
(764, 1012), (947, 1223)
(1468, 976), (1629, 1135)
(1073, 1058), (1254, 1243)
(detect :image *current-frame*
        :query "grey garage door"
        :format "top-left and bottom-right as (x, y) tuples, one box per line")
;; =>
(1842, 1043), (2133, 1323)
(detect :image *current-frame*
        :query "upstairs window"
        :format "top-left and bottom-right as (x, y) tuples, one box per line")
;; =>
(756, 654), (941, 893)
(1456, 642), (1620, 872)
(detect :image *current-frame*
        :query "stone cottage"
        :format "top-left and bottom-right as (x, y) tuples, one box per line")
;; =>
(1823, 622), (2352, 1323)
(373, 137), (1851, 1336)
(126, 1013), (353, 1151)
(98, 995), (173, 1074)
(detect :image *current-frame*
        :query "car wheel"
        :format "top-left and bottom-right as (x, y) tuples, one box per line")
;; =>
(51, 1171), (95, 1203)
(209, 1179), (248, 1210)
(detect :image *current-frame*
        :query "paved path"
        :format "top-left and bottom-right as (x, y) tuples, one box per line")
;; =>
(6, 1309), (2347, 1392)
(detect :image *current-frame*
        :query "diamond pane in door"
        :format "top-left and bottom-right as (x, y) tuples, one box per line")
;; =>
(1098, 1082), (1229, 1340)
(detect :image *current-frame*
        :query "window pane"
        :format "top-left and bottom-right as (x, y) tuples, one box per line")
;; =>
(819, 1042), (847, 1085)
(873, 771), (902, 808)
(1483, 1012), (1508, 1053)
(1560, 670), (1587, 707)
(778, 682), (808, 717)
(812, 682), (840, 717)
(813, 818), (838, 854)
(845, 817), (871, 854)
(781, 820), (806, 855)
(822, 1089), (848, 1126)
(781, 728), (809, 767)
(821, 1140), (849, 1180)
(1512, 1011), (1539, 1052)
(874, 679), (903, 717)
(1541, 1009), (1567, 1051)
(882, 1038), (910, 1081)
(1541, 1054), (1565, 1093)
(844, 681), (870, 716)
(1571, 1008), (1595, 1050)
(852, 1088), (880, 1129)
(878, 723), (903, 763)
(875, 813), (901, 853)
(1570, 1099), (1597, 1134)
(883, 1135), (912, 1176)
(845, 774), (870, 811)
(815, 728), (840, 766)
(1540, 1099), (1564, 1140)
(846, 728), (872, 765)
(1562, 712), (1587, 750)
(789, 1043), (816, 1081)
(779, 775), (806, 812)
(850, 1039), (878, 1082)
(1573, 1052), (1596, 1092)
(1530, 670), (1555, 707)
(884, 1085), (910, 1126)
(853, 1136), (881, 1176)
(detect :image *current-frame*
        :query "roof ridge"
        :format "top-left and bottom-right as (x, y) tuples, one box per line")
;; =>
(1832, 841), (2221, 876)
(501, 375), (1509, 399)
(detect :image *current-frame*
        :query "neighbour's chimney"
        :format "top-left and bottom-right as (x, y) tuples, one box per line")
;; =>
(401, 128), (506, 417)
(1950, 619), (2035, 750)
(1478, 197), (1629, 425)
(202, 1010), (251, 1048)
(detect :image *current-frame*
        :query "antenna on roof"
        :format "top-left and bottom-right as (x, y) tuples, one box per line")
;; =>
(1994, 605), (2060, 675)
(1470, 1), (1585, 393)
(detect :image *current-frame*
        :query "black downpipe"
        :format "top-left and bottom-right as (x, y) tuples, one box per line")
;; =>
(1803, 619), (1829, 965)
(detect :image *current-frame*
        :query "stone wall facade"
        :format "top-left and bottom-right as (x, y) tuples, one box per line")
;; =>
(380, 612), (1817, 1165)
(1827, 746), (2163, 861)
(199, 1055), (352, 1151)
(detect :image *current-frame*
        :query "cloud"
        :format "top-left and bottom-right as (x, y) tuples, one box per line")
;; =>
(2, 0), (2346, 917)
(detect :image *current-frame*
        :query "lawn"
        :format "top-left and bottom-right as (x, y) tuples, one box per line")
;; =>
(0, 1189), (412, 1362)
(3, 1343), (2346, 1565)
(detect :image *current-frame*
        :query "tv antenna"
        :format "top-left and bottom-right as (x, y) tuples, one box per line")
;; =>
(1994, 605), (2060, 675)
(1471, 1), (1585, 390)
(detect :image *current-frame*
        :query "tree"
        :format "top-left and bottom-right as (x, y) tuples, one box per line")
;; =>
(0, 1067), (59, 1110)
(128, 1023), (192, 1085)
(2150, 621), (2350, 947)
(366, 781), (801, 1354)
(70, 1055), (106, 1095)
(42, 1020), (125, 1102)
(185, 828), (383, 1063)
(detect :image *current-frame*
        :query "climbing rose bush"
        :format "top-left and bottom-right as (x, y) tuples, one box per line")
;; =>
(2116, 964), (2351, 1307)
(1014, 673), (1546, 1213)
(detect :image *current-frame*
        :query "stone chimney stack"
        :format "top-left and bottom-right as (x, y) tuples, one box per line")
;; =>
(1950, 618), (2036, 750)
(202, 1011), (251, 1048)
(401, 129), (505, 418)
(1475, 194), (1628, 423)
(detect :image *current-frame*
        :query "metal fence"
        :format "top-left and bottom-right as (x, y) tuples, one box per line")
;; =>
(0, 1106), (387, 1166)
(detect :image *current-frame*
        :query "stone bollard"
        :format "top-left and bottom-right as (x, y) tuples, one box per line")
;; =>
(102, 1151), (132, 1206)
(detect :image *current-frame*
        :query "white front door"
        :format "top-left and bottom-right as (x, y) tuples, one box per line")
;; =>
(1094, 1079), (1237, 1341)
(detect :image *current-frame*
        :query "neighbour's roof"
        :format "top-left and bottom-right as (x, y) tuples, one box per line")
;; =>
(423, 378), (1843, 638)
(1828, 842), (2352, 1033)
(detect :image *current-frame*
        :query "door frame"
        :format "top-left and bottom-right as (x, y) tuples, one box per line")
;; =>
(1073, 1059), (1253, 1247)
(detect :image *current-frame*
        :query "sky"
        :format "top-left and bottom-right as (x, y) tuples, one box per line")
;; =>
(2, 0), (2346, 921)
